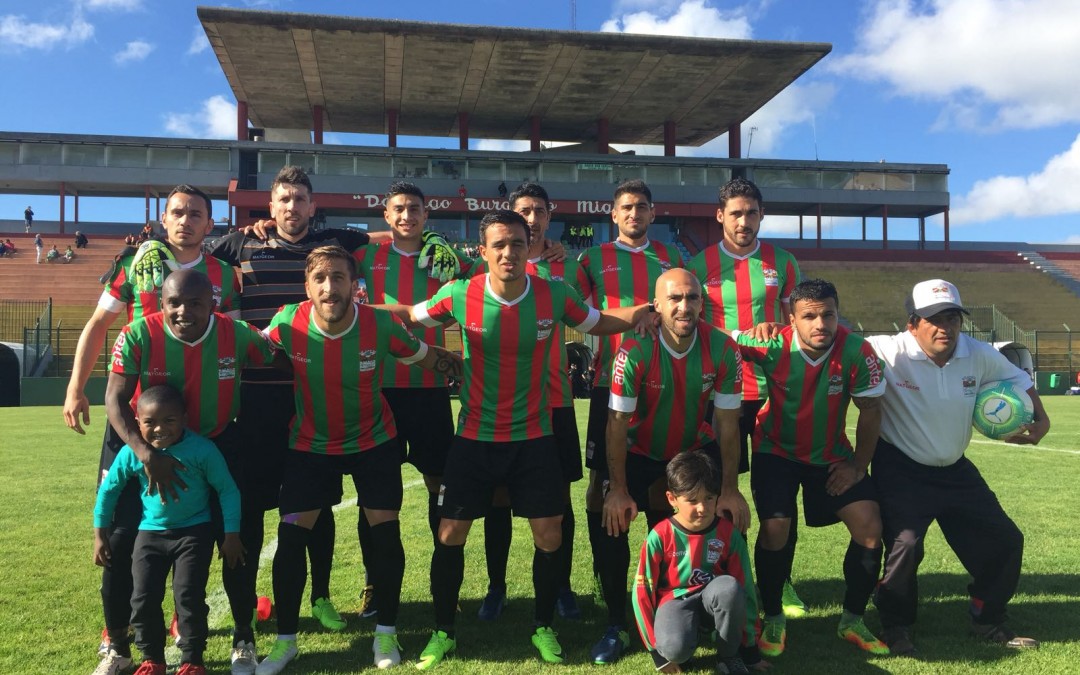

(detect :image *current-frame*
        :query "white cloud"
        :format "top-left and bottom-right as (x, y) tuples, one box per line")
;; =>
(601, 0), (752, 39)
(187, 24), (209, 55)
(830, 0), (1080, 131)
(0, 13), (93, 50)
(952, 133), (1080, 224)
(164, 95), (237, 139)
(81, 0), (141, 10)
(113, 39), (153, 64)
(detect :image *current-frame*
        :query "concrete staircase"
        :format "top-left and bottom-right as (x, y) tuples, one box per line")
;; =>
(1017, 250), (1080, 300)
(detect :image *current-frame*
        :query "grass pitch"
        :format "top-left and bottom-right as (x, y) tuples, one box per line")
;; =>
(1, 399), (1077, 674)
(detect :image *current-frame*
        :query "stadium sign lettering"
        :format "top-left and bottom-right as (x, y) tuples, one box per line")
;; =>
(577, 201), (612, 214)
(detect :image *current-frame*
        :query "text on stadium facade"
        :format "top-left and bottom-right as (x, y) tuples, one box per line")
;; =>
(351, 193), (613, 216)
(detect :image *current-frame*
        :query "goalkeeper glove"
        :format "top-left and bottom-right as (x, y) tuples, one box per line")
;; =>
(130, 239), (178, 293)
(418, 230), (461, 283)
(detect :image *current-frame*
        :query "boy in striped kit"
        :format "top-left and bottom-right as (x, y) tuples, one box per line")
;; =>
(633, 451), (761, 674)
(735, 279), (888, 658)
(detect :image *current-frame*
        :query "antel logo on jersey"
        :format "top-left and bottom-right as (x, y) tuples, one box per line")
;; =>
(612, 349), (630, 386)
(536, 318), (554, 341)
(359, 349), (378, 372)
(864, 355), (883, 387)
(762, 267), (779, 287)
(111, 332), (127, 367)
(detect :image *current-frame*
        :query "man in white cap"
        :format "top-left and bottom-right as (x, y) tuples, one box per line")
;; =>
(864, 279), (1050, 656)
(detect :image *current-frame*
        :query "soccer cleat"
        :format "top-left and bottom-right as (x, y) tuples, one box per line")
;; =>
(970, 621), (1040, 649)
(717, 655), (750, 675)
(91, 648), (132, 675)
(781, 580), (808, 619)
(132, 662), (166, 675)
(590, 625), (630, 664)
(838, 616), (890, 655)
(373, 632), (403, 669)
(531, 626), (565, 664)
(255, 638), (298, 675)
(230, 640), (258, 675)
(311, 597), (346, 631)
(416, 630), (456, 671)
(176, 665), (207, 675)
(556, 586), (582, 620)
(476, 586), (507, 621)
(758, 617), (786, 657)
(359, 585), (378, 619)
(881, 626), (917, 656)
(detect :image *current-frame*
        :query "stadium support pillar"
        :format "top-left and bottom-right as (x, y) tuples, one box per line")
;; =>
(144, 185), (151, 226)
(944, 208), (951, 251)
(312, 105), (324, 144)
(237, 100), (248, 141)
(798, 214), (803, 239)
(156, 195), (161, 220)
(597, 118), (609, 154)
(815, 203), (822, 248)
(919, 216), (926, 250)
(73, 192), (79, 224)
(59, 182), (66, 235)
(728, 124), (741, 158)
(861, 215), (866, 240)
(530, 116), (542, 152)
(388, 109), (398, 148)
(664, 121), (676, 156)
(882, 205), (889, 250)
(459, 112), (470, 151)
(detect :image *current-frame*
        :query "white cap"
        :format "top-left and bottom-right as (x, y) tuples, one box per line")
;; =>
(906, 279), (968, 318)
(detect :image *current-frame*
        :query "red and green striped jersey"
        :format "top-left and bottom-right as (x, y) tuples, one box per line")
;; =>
(415, 274), (599, 441)
(577, 239), (683, 388)
(100, 248), (241, 323)
(609, 323), (743, 462)
(110, 313), (275, 438)
(473, 256), (586, 408)
(265, 301), (425, 455)
(633, 516), (758, 653)
(736, 325), (885, 465)
(353, 241), (474, 389)
(687, 241), (800, 400)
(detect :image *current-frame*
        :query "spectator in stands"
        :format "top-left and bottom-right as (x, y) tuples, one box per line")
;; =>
(24, 205), (34, 232)
(125, 233), (137, 246)
(4, 239), (15, 255)
(64, 245), (76, 263)
(47, 244), (60, 263)
(458, 184), (467, 198)
(34, 233), (43, 264)
(75, 231), (89, 249)
(497, 181), (508, 199)
(0, 241), (7, 258)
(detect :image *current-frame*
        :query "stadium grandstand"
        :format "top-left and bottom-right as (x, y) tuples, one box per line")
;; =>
(1, 6), (1078, 403)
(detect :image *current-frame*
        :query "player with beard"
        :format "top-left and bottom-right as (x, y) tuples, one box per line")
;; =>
(735, 279), (888, 659)
(577, 180), (684, 664)
(63, 186), (243, 675)
(687, 177), (806, 619)
(258, 246), (462, 674)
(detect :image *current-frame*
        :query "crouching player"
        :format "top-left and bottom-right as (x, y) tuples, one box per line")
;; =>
(93, 384), (243, 675)
(633, 451), (763, 674)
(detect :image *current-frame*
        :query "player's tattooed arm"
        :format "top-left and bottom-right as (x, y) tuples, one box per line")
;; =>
(417, 345), (463, 380)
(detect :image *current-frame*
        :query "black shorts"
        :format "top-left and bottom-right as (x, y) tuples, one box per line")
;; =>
(382, 387), (454, 477)
(750, 452), (877, 527)
(97, 422), (142, 530)
(584, 386), (610, 472)
(279, 440), (403, 515)
(439, 435), (564, 520)
(739, 399), (765, 475)
(235, 383), (293, 511)
(552, 405), (583, 483)
(622, 443), (722, 512)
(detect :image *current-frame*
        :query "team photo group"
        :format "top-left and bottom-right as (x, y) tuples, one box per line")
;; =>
(65, 166), (1051, 675)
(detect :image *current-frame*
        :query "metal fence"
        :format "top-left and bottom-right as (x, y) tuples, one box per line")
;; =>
(0, 299), (48, 343)
(19, 299), (52, 377)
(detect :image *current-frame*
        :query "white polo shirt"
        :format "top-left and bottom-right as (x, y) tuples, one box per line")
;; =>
(865, 331), (1030, 467)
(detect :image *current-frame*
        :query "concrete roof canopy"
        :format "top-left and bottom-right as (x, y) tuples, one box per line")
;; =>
(197, 6), (832, 147)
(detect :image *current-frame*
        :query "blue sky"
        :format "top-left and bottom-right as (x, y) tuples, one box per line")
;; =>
(3, 0), (1079, 244)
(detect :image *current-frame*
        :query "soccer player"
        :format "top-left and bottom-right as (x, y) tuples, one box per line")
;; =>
(102, 269), (278, 675)
(866, 279), (1050, 655)
(577, 179), (684, 664)
(62, 185), (242, 673)
(475, 181), (587, 621)
(351, 181), (476, 617)
(632, 451), (761, 675)
(687, 177), (806, 618)
(735, 279), (887, 658)
(395, 209), (650, 669)
(94, 384), (244, 675)
(258, 246), (462, 674)
(601, 268), (748, 663)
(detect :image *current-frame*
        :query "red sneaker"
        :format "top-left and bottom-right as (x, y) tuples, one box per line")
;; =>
(132, 661), (166, 675)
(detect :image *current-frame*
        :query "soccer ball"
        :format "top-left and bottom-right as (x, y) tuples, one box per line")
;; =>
(972, 381), (1034, 440)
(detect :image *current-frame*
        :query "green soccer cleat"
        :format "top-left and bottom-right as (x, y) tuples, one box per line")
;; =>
(758, 617), (787, 657)
(531, 626), (565, 664)
(838, 616), (890, 655)
(781, 580), (808, 618)
(416, 630), (456, 671)
(311, 597), (346, 631)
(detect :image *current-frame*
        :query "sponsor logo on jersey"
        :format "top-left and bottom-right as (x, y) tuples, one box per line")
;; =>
(600, 265), (622, 275)
(706, 538), (724, 563)
(359, 349), (378, 372)
(218, 355), (236, 380)
(669, 548), (688, 561)
(962, 375), (977, 396)
(864, 355), (883, 387)
(688, 568), (715, 586)
(371, 263), (391, 271)
(536, 318), (554, 341)
(144, 368), (171, 379)
(896, 379), (920, 391)
(762, 266), (779, 287)
(463, 323), (488, 334)
(290, 351), (312, 363)
(111, 332), (127, 368)
(612, 349), (630, 386)
(828, 374), (844, 395)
